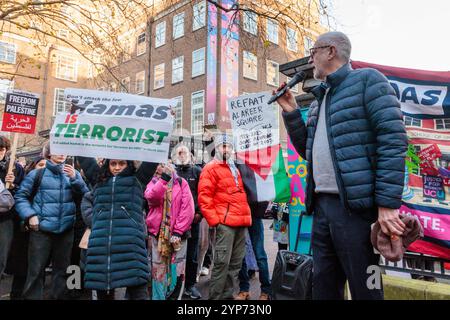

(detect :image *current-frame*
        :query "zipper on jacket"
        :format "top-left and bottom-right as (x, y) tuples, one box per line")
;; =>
(121, 205), (139, 227)
(223, 203), (230, 224)
(107, 176), (116, 291)
(324, 89), (352, 214)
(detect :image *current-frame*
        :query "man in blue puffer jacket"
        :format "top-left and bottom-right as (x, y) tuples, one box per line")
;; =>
(15, 143), (88, 299)
(276, 32), (408, 300)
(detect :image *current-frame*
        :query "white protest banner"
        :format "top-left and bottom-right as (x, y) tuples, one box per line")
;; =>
(227, 92), (279, 153)
(50, 88), (174, 163)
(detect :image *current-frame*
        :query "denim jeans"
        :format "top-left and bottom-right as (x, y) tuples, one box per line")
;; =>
(22, 228), (74, 300)
(0, 219), (14, 280)
(238, 218), (271, 295)
(312, 193), (383, 300)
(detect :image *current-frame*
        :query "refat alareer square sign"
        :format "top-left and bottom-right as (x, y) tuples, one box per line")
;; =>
(1, 89), (40, 134)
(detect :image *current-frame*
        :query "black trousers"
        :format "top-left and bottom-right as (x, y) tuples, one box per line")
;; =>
(312, 193), (383, 300)
(23, 229), (74, 300)
(185, 222), (200, 288)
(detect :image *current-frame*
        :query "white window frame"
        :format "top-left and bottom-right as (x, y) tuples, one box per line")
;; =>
(120, 77), (131, 92)
(53, 88), (70, 115)
(192, 47), (205, 78)
(135, 70), (145, 94)
(136, 32), (146, 56)
(287, 27), (298, 52)
(266, 60), (279, 87)
(435, 119), (450, 130)
(155, 21), (166, 48)
(0, 79), (13, 103)
(243, 11), (258, 35)
(266, 19), (278, 44)
(154, 63), (165, 89)
(55, 54), (78, 82)
(0, 42), (16, 64)
(58, 29), (69, 39)
(193, 1), (206, 31)
(243, 51), (257, 81)
(172, 96), (183, 131)
(304, 36), (314, 56)
(172, 56), (184, 84)
(191, 90), (205, 135)
(173, 12), (185, 39)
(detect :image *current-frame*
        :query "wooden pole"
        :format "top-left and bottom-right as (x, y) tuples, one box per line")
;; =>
(6, 132), (18, 189)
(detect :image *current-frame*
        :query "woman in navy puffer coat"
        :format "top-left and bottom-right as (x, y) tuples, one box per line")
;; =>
(77, 157), (156, 300)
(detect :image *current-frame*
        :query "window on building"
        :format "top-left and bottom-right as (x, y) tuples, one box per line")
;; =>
(58, 29), (69, 39)
(266, 19), (278, 44)
(435, 119), (450, 130)
(403, 116), (422, 127)
(287, 27), (298, 52)
(266, 60), (279, 87)
(154, 63), (165, 89)
(108, 82), (117, 92)
(173, 12), (185, 39)
(53, 88), (70, 115)
(243, 11), (257, 35)
(191, 90), (204, 135)
(192, 47), (205, 77)
(304, 36), (314, 56)
(193, 1), (206, 31)
(136, 32), (146, 56)
(135, 71), (145, 94)
(56, 55), (77, 81)
(0, 79), (13, 103)
(172, 56), (184, 84)
(243, 51), (257, 80)
(172, 96), (183, 130)
(286, 76), (299, 93)
(0, 42), (16, 64)
(120, 77), (130, 92)
(155, 21), (166, 48)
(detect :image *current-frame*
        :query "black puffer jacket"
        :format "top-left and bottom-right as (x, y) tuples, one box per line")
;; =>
(175, 164), (202, 215)
(283, 63), (408, 215)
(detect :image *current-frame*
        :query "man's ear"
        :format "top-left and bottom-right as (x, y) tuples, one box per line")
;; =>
(328, 46), (337, 61)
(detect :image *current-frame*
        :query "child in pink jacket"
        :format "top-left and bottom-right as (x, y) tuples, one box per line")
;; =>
(144, 163), (194, 300)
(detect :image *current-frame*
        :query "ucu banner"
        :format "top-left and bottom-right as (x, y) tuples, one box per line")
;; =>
(353, 61), (450, 260)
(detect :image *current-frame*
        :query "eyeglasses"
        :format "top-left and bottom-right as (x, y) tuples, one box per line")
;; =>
(309, 45), (331, 57)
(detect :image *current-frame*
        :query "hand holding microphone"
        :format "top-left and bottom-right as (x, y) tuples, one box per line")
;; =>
(269, 71), (306, 113)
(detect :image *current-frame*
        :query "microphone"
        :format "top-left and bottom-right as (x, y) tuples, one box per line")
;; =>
(267, 71), (306, 104)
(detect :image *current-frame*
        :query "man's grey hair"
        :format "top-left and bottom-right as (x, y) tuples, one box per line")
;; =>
(317, 31), (352, 63)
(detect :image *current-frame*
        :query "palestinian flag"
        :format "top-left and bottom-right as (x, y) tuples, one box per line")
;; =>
(237, 144), (291, 203)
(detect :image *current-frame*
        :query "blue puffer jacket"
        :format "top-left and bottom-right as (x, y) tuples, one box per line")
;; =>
(15, 160), (88, 233)
(78, 157), (156, 291)
(283, 63), (408, 215)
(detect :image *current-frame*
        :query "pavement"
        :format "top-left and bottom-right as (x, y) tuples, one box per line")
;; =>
(0, 219), (278, 300)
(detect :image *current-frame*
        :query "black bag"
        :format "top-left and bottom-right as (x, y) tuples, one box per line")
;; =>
(271, 210), (313, 300)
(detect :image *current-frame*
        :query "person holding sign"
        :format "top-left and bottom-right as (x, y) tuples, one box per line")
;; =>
(0, 135), (24, 284)
(14, 143), (88, 300)
(198, 134), (252, 300)
(145, 162), (195, 300)
(276, 31), (408, 300)
(76, 156), (157, 300)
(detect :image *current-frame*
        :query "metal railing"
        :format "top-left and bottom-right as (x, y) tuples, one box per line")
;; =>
(379, 252), (450, 281)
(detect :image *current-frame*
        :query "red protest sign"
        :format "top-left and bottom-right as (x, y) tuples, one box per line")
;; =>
(1, 89), (39, 134)
(418, 144), (442, 163)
